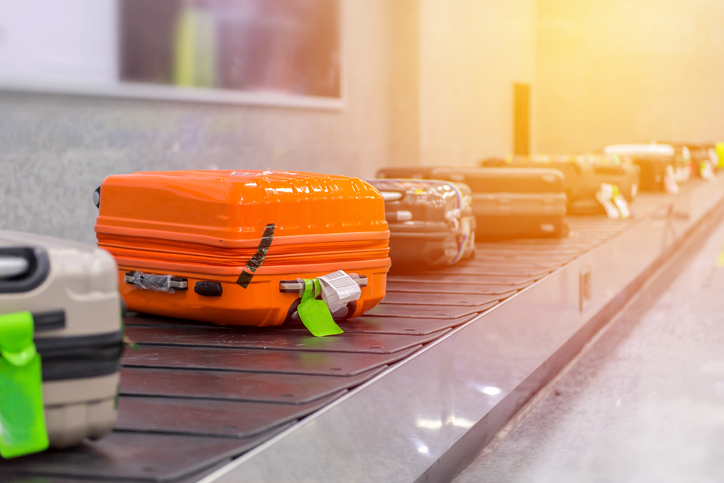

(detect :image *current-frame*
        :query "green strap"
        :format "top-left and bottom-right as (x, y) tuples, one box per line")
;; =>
(0, 312), (48, 458)
(297, 279), (344, 337)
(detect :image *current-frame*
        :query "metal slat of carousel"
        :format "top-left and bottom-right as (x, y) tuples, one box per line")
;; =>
(3, 177), (723, 483)
(453, 181), (724, 483)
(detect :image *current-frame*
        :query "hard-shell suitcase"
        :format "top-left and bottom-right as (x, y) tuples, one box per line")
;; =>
(366, 179), (476, 269)
(376, 166), (567, 238)
(603, 144), (681, 191)
(430, 167), (567, 238)
(0, 231), (123, 454)
(95, 170), (390, 327)
(480, 154), (640, 214)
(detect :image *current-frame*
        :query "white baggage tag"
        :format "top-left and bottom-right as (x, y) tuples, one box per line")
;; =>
(611, 185), (631, 219)
(318, 270), (362, 313)
(700, 161), (716, 181)
(596, 183), (620, 219)
(664, 165), (680, 194)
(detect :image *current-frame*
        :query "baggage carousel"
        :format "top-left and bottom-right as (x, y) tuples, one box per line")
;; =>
(4, 176), (724, 483)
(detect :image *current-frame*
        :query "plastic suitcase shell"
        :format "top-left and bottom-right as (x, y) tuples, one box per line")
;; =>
(0, 231), (123, 449)
(95, 170), (390, 327)
(481, 154), (640, 214)
(366, 179), (476, 269)
(376, 166), (567, 238)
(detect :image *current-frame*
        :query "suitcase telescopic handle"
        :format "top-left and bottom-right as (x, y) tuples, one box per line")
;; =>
(0, 256), (29, 279)
(0, 247), (50, 294)
(279, 277), (367, 293)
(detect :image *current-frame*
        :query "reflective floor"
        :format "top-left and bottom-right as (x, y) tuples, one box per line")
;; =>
(454, 209), (724, 482)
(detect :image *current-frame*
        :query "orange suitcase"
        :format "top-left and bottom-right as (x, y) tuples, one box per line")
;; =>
(94, 170), (390, 327)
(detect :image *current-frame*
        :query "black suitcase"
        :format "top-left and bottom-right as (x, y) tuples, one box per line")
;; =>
(481, 155), (640, 215)
(603, 144), (679, 191)
(376, 166), (568, 239)
(366, 179), (475, 270)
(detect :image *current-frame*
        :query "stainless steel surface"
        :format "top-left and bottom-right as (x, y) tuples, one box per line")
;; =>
(201, 176), (724, 483)
(0, 256), (28, 278)
(454, 189), (724, 483)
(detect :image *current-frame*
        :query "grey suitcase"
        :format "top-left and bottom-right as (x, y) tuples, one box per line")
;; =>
(376, 166), (568, 238)
(0, 231), (123, 455)
(367, 179), (476, 270)
(480, 154), (640, 215)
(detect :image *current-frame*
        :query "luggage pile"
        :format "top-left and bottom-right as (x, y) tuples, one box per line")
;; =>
(603, 143), (683, 193)
(664, 142), (718, 180)
(376, 166), (568, 238)
(1, 143), (718, 459)
(480, 154), (640, 215)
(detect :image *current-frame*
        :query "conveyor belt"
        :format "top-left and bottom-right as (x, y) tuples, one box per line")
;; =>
(2, 179), (720, 483)
(453, 185), (724, 483)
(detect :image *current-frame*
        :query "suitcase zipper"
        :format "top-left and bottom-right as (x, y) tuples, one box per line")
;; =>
(34, 330), (124, 382)
(100, 236), (388, 266)
(0, 311), (123, 383)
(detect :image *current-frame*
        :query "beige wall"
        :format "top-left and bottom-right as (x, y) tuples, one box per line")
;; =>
(418, 0), (537, 165)
(388, 0), (537, 167)
(536, 0), (724, 154)
(389, 0), (421, 167)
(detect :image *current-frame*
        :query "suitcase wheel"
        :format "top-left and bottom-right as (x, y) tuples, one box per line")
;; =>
(286, 299), (357, 322)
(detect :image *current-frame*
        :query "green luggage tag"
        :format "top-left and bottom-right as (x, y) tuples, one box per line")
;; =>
(0, 311), (48, 459)
(596, 183), (620, 219)
(611, 185), (631, 219)
(297, 279), (344, 337)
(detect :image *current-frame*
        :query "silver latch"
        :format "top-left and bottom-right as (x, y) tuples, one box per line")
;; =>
(279, 276), (368, 293)
(125, 271), (188, 290)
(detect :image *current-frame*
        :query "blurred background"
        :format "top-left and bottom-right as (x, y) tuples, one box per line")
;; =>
(0, 0), (723, 244)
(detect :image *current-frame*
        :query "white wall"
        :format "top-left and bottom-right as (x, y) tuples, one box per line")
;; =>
(536, 0), (724, 154)
(418, 0), (537, 165)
